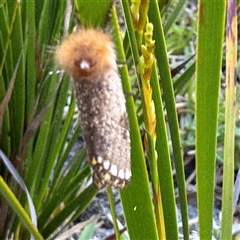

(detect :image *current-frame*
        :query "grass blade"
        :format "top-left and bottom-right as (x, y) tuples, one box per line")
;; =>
(196, 1), (226, 238)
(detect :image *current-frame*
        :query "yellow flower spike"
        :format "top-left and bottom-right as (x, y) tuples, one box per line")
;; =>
(141, 45), (148, 55)
(145, 23), (154, 39)
(138, 55), (146, 77)
(144, 24), (155, 52)
(130, 0), (150, 31)
(137, 21), (156, 135)
(148, 99), (156, 136)
(130, 2), (140, 28)
(137, 19), (166, 240)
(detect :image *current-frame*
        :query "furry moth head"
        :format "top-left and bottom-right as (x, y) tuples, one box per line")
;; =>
(56, 29), (131, 189)
(56, 29), (117, 81)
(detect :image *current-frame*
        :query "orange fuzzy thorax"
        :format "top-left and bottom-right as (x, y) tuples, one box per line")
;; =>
(55, 29), (117, 82)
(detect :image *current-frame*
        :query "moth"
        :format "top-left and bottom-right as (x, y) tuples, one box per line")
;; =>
(55, 29), (131, 189)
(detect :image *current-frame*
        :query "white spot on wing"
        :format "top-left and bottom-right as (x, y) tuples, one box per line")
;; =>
(125, 169), (132, 180)
(97, 156), (103, 163)
(110, 165), (118, 176)
(119, 169), (125, 179)
(103, 160), (110, 170)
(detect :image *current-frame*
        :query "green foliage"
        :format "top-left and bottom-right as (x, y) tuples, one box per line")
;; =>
(196, 2), (226, 238)
(0, 0), (238, 240)
(75, 0), (112, 28)
(0, 1), (97, 239)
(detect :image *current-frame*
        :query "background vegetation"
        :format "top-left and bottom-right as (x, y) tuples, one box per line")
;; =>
(0, 0), (239, 239)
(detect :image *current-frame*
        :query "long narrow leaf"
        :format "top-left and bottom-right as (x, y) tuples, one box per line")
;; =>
(221, 1), (237, 239)
(196, 1), (226, 238)
(118, 2), (159, 239)
(148, 1), (189, 239)
(0, 51), (22, 137)
(41, 184), (97, 239)
(0, 175), (43, 240)
(0, 150), (37, 227)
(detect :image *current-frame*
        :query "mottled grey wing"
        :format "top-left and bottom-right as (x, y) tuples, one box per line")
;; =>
(75, 70), (131, 189)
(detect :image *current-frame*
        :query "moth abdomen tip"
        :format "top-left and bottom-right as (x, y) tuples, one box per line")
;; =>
(91, 157), (132, 189)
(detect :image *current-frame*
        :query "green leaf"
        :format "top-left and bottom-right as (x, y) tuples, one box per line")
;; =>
(148, 1), (189, 239)
(75, 0), (112, 28)
(7, 1), (25, 155)
(0, 176), (44, 240)
(78, 218), (97, 240)
(221, 1), (237, 239)
(116, 2), (159, 239)
(196, 1), (226, 238)
(41, 184), (97, 239)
